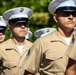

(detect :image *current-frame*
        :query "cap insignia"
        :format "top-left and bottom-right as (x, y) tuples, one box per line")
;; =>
(20, 8), (24, 12)
(47, 28), (50, 33)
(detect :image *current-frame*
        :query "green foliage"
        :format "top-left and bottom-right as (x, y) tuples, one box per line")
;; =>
(0, 0), (56, 42)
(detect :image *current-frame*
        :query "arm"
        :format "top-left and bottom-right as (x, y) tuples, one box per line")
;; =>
(23, 39), (43, 75)
(65, 58), (76, 75)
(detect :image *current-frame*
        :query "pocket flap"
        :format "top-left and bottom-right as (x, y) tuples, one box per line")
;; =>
(46, 53), (63, 60)
(3, 62), (17, 69)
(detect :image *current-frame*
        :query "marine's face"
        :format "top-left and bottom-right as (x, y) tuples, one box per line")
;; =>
(9, 22), (28, 38)
(53, 11), (76, 30)
(0, 30), (6, 43)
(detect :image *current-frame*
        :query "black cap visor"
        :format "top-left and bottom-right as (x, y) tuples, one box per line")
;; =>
(55, 6), (76, 14)
(0, 26), (6, 31)
(9, 18), (28, 24)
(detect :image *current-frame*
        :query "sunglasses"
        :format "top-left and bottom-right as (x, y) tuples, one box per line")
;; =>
(56, 11), (76, 17)
(10, 22), (29, 27)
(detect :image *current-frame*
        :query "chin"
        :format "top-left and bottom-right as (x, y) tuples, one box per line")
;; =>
(19, 36), (25, 39)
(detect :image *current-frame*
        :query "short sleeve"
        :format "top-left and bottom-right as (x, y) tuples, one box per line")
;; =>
(23, 39), (43, 74)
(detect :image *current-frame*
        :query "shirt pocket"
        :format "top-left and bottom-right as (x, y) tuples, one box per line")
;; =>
(41, 53), (63, 69)
(41, 52), (66, 73)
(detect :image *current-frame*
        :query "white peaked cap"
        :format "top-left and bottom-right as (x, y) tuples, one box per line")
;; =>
(0, 16), (7, 27)
(34, 28), (56, 38)
(48, 0), (76, 14)
(3, 7), (33, 21)
(9, 14), (28, 20)
(25, 30), (32, 39)
(74, 27), (76, 31)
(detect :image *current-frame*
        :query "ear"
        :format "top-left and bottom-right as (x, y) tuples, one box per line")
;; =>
(8, 25), (11, 31)
(53, 14), (58, 23)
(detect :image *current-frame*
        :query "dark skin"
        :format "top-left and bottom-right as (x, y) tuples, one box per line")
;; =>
(0, 30), (6, 43)
(65, 58), (76, 75)
(24, 71), (34, 75)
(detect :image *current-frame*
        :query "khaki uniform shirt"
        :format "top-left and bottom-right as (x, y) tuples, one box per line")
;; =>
(0, 38), (33, 75)
(23, 31), (73, 75)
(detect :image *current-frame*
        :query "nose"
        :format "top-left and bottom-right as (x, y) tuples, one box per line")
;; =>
(0, 33), (2, 36)
(68, 14), (73, 19)
(21, 24), (25, 28)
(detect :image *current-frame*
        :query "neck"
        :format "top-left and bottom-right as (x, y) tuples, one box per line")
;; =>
(57, 27), (74, 38)
(12, 37), (25, 45)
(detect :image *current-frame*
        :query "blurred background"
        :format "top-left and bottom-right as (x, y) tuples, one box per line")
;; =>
(0, 0), (57, 42)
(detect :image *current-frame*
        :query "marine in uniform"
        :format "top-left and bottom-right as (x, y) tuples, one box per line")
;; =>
(0, 7), (33, 75)
(23, 0), (76, 75)
(0, 16), (7, 43)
